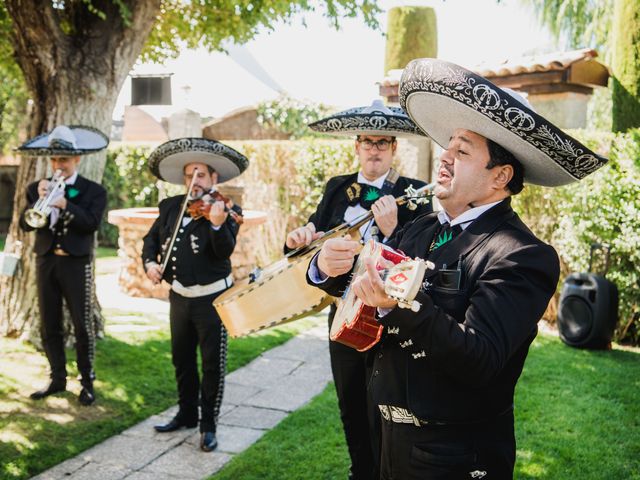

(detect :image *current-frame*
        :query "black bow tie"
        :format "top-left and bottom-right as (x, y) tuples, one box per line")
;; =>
(346, 182), (383, 209)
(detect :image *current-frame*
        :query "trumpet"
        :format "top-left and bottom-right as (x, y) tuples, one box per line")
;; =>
(24, 169), (66, 229)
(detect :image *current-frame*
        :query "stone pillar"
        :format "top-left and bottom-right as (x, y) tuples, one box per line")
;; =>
(108, 208), (170, 299)
(168, 108), (202, 139)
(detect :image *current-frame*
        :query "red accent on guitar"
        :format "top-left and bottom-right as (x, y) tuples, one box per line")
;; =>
(330, 240), (410, 352)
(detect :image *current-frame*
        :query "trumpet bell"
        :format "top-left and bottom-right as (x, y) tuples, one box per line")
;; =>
(24, 208), (49, 229)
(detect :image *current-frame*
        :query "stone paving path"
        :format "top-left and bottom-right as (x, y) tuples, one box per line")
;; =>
(31, 261), (332, 480)
(31, 319), (331, 480)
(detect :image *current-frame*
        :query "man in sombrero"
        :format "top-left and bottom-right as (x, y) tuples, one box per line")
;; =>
(286, 100), (433, 480)
(18, 125), (109, 406)
(142, 137), (248, 452)
(310, 59), (607, 478)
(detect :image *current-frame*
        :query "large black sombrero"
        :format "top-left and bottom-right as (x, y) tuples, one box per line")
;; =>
(149, 137), (249, 185)
(309, 99), (426, 138)
(17, 125), (109, 156)
(400, 58), (608, 186)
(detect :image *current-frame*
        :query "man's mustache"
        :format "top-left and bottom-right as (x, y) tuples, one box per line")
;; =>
(439, 163), (454, 177)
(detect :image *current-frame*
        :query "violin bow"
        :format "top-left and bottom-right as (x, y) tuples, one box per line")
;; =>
(160, 167), (200, 273)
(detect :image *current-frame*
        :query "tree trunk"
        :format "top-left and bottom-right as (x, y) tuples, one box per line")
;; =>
(0, 0), (160, 342)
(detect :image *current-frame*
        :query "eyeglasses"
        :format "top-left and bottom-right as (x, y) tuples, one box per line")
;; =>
(358, 138), (394, 151)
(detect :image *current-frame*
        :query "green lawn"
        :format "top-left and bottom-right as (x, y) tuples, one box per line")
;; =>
(212, 334), (640, 480)
(0, 234), (5, 251)
(0, 247), (320, 480)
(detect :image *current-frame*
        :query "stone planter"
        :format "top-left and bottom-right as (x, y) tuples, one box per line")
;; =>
(108, 207), (267, 299)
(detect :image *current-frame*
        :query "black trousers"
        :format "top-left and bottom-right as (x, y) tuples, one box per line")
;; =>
(36, 253), (95, 385)
(379, 410), (516, 480)
(329, 305), (380, 480)
(169, 289), (228, 433)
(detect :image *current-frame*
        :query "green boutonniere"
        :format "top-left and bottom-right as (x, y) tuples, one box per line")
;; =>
(66, 187), (79, 199)
(432, 230), (453, 250)
(363, 187), (381, 202)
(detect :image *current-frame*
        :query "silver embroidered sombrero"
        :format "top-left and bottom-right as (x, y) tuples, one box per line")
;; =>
(149, 137), (249, 185)
(308, 99), (426, 138)
(400, 58), (608, 186)
(17, 125), (109, 156)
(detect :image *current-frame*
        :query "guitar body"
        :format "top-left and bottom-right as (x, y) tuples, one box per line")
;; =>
(213, 183), (434, 339)
(214, 247), (333, 337)
(331, 240), (409, 351)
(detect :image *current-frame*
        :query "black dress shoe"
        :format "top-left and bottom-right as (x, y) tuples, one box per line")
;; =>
(78, 386), (96, 406)
(200, 431), (218, 452)
(154, 417), (198, 433)
(30, 380), (67, 400)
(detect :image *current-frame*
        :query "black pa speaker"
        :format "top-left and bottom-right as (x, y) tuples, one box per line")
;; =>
(557, 244), (618, 349)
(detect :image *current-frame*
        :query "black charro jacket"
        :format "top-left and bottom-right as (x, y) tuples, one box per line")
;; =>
(285, 171), (432, 254)
(311, 198), (560, 424)
(141, 195), (241, 287)
(19, 175), (106, 257)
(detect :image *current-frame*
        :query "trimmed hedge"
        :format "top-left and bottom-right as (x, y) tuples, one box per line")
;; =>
(99, 145), (158, 246)
(101, 133), (640, 345)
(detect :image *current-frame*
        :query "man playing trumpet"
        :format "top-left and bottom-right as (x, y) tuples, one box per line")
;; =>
(18, 125), (109, 406)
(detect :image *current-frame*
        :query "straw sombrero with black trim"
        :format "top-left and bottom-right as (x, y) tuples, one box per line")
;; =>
(149, 137), (249, 185)
(309, 99), (426, 138)
(16, 125), (109, 157)
(399, 58), (608, 186)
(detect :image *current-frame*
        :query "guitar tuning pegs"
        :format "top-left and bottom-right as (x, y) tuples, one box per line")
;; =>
(423, 260), (435, 270)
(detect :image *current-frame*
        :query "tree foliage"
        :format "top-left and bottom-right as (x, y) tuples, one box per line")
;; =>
(0, 4), (28, 151)
(384, 6), (437, 74)
(257, 94), (333, 139)
(0, 0), (381, 340)
(513, 129), (640, 344)
(142, 0), (380, 62)
(611, 0), (640, 132)
(521, 0), (613, 54)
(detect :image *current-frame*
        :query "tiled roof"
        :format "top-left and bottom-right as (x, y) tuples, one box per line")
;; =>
(379, 48), (606, 87)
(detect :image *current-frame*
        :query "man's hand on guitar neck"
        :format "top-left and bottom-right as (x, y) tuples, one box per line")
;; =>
(286, 223), (324, 249)
(371, 195), (398, 238)
(352, 257), (398, 309)
(317, 235), (360, 277)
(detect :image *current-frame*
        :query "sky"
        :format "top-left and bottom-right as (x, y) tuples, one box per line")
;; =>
(113, 0), (561, 120)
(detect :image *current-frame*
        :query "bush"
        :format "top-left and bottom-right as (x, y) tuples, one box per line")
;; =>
(99, 139), (359, 259)
(256, 95), (333, 139)
(100, 133), (640, 345)
(513, 129), (640, 344)
(99, 145), (158, 246)
(223, 139), (358, 265)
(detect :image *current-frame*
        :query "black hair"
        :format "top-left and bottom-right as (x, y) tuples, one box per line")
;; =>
(486, 139), (525, 195)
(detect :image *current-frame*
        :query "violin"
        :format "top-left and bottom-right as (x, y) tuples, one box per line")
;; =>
(186, 188), (244, 225)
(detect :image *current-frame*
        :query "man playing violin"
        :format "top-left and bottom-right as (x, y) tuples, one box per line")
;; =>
(142, 138), (249, 452)
(285, 100), (433, 480)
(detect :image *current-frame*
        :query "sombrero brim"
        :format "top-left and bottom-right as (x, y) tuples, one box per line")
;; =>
(309, 105), (426, 138)
(400, 59), (608, 186)
(16, 125), (109, 156)
(149, 138), (249, 185)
